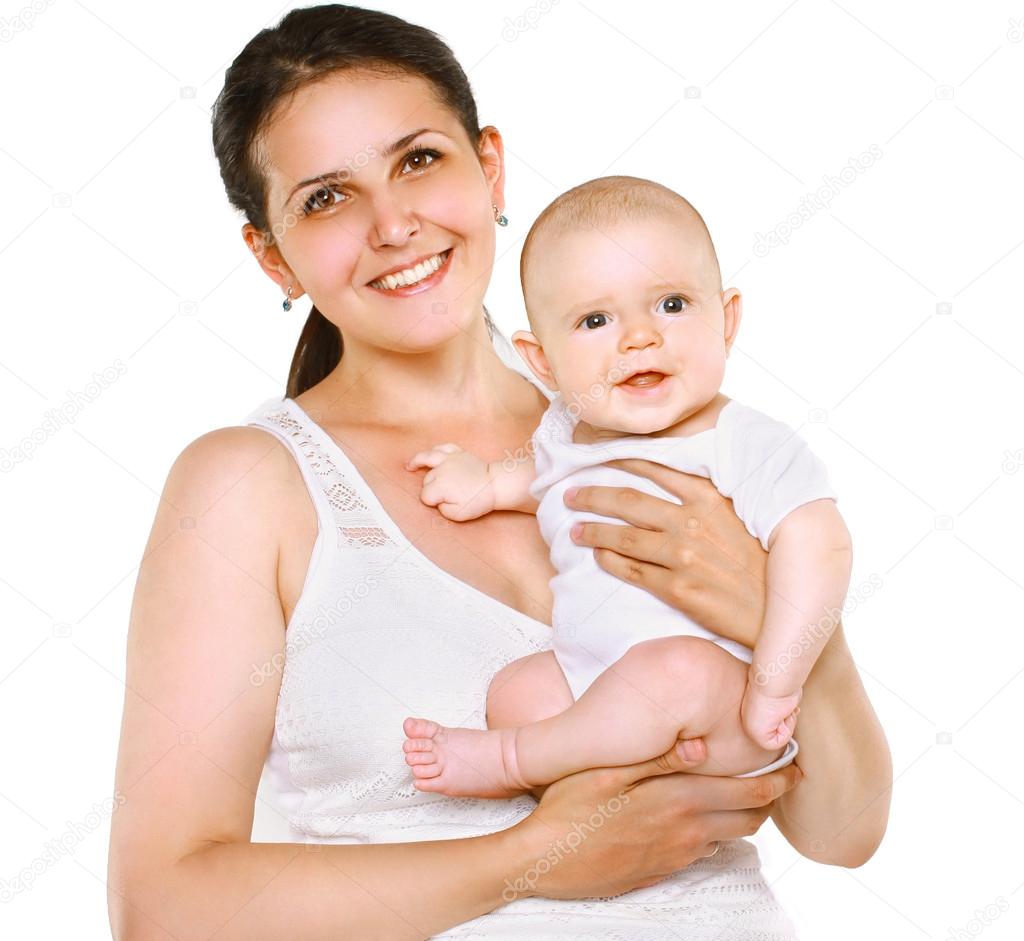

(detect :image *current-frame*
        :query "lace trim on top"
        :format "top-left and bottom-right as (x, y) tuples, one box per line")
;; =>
(259, 406), (393, 550)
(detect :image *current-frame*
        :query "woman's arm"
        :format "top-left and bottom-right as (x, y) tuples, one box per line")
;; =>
(107, 429), (545, 941)
(562, 460), (892, 868)
(769, 618), (892, 868)
(109, 432), (803, 939)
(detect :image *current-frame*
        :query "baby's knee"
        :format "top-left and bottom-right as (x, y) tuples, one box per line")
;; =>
(486, 651), (571, 728)
(624, 635), (738, 689)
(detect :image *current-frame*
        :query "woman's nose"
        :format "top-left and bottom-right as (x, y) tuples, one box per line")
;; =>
(367, 190), (418, 248)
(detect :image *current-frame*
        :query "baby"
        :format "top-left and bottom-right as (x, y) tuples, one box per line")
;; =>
(401, 175), (852, 799)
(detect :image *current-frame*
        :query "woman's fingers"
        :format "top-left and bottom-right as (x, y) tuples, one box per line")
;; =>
(564, 482), (674, 531)
(589, 544), (677, 601)
(690, 808), (774, 844)
(601, 736), (710, 787)
(602, 459), (723, 511)
(573, 520), (677, 567)
(621, 760), (803, 814)
(688, 764), (804, 813)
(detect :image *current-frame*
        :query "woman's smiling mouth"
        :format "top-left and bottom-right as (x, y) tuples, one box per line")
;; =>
(368, 248), (454, 295)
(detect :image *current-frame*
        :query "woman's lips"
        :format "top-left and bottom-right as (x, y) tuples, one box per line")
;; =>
(367, 248), (454, 297)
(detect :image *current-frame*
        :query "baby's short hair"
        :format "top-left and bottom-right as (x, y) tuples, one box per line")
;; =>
(519, 175), (722, 328)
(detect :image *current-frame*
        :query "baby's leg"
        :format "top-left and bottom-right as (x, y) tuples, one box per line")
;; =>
(514, 635), (786, 782)
(486, 650), (574, 730)
(403, 639), (782, 797)
(403, 651), (573, 798)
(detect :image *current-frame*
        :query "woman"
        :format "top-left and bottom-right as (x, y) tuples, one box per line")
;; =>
(107, 5), (891, 939)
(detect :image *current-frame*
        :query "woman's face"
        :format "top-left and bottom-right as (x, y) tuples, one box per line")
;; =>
(250, 71), (504, 354)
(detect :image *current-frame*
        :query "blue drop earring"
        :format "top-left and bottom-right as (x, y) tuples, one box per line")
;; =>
(282, 284), (293, 312)
(493, 204), (508, 227)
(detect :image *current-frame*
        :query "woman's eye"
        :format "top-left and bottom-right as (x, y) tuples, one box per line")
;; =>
(302, 184), (345, 216)
(402, 148), (441, 173)
(300, 149), (441, 216)
(580, 313), (608, 330)
(659, 295), (688, 315)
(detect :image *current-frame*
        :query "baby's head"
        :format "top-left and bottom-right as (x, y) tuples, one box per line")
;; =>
(512, 176), (742, 436)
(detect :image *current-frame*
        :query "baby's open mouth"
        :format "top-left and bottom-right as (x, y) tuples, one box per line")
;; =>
(619, 371), (666, 387)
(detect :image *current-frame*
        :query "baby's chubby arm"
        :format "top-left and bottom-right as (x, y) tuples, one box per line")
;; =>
(406, 444), (539, 520)
(741, 499), (853, 746)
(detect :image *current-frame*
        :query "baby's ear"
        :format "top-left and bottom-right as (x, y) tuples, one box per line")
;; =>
(511, 330), (559, 392)
(721, 288), (743, 357)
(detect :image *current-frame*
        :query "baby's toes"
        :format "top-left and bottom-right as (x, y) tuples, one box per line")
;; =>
(411, 762), (442, 780)
(403, 716), (441, 740)
(404, 751), (437, 766)
(403, 738), (435, 753)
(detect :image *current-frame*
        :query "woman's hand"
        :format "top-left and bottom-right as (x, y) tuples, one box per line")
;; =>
(564, 460), (768, 649)
(508, 737), (803, 900)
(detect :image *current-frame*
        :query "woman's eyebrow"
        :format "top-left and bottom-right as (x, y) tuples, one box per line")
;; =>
(283, 128), (445, 207)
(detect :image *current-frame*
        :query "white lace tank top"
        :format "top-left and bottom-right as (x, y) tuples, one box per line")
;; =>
(244, 330), (799, 940)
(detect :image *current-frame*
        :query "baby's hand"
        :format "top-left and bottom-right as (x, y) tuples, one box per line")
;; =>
(739, 681), (802, 752)
(406, 444), (497, 522)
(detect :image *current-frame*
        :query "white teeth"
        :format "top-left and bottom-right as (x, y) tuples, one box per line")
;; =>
(372, 251), (448, 290)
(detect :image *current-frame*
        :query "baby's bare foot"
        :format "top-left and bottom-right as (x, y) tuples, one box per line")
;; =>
(402, 717), (531, 798)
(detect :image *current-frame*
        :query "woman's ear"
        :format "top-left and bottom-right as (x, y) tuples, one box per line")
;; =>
(477, 126), (506, 216)
(512, 330), (558, 391)
(242, 223), (305, 300)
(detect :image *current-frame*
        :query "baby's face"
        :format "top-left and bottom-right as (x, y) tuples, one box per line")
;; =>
(522, 216), (737, 435)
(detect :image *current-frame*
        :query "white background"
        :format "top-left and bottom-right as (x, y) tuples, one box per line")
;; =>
(2, 1), (1023, 938)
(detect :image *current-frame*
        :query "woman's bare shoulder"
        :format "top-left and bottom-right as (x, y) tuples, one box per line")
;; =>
(163, 424), (309, 531)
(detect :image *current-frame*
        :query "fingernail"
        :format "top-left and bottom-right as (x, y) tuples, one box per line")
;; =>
(564, 486), (578, 504)
(570, 522), (582, 540)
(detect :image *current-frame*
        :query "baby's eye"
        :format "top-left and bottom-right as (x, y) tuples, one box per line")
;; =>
(580, 313), (608, 330)
(659, 295), (689, 315)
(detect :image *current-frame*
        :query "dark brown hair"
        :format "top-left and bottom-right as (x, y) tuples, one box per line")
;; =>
(211, 4), (497, 398)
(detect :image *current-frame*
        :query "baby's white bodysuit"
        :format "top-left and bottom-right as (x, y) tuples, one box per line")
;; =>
(529, 394), (839, 777)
